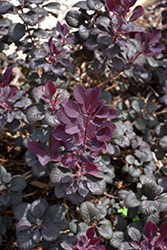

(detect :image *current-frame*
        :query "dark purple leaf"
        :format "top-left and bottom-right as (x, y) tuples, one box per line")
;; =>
(8, 23), (25, 42)
(128, 227), (141, 242)
(45, 80), (56, 97)
(61, 153), (78, 168)
(146, 29), (162, 46)
(73, 1), (88, 10)
(41, 223), (59, 241)
(30, 199), (47, 218)
(53, 125), (70, 141)
(97, 224), (113, 240)
(16, 218), (32, 233)
(143, 221), (158, 240)
(65, 10), (83, 28)
(50, 152), (61, 162)
(3, 65), (13, 87)
(93, 54), (106, 74)
(78, 181), (89, 197)
(14, 203), (31, 220)
(84, 163), (98, 174)
(19, 11), (38, 26)
(16, 230), (37, 250)
(139, 201), (159, 224)
(105, 0), (122, 13)
(129, 6), (144, 22)
(33, 28), (49, 39)
(64, 179), (78, 195)
(43, 2), (60, 9)
(26, 104), (45, 123)
(78, 24), (90, 40)
(141, 181), (163, 200)
(65, 121), (80, 134)
(109, 231), (124, 249)
(0, 1), (13, 15)
(87, 178), (106, 195)
(28, 141), (44, 155)
(97, 32), (112, 44)
(73, 84), (87, 105)
(86, 227), (95, 239)
(112, 57), (125, 73)
(145, 42), (165, 57)
(57, 109), (71, 124)
(80, 201), (99, 223)
(10, 176), (27, 192)
(124, 192), (141, 208)
(87, 0), (103, 10)
(29, 0), (45, 3)
(64, 100), (80, 118)
(101, 44), (120, 59)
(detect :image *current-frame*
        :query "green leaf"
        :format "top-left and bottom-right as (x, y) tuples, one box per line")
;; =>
(117, 207), (128, 218)
(132, 215), (140, 221)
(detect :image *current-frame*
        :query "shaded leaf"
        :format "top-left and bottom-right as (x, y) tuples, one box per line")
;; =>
(128, 227), (141, 242)
(8, 23), (25, 42)
(17, 230), (37, 250)
(98, 224), (113, 239)
(30, 199), (47, 218)
(26, 104), (45, 123)
(87, 0), (103, 10)
(116, 215), (127, 232)
(0, 1), (13, 15)
(110, 231), (124, 249)
(14, 203), (31, 220)
(65, 10), (83, 28)
(124, 192), (141, 208)
(80, 201), (99, 224)
(41, 223), (59, 241)
(43, 2), (60, 9)
(141, 181), (163, 200)
(19, 11), (38, 26)
(10, 176), (27, 192)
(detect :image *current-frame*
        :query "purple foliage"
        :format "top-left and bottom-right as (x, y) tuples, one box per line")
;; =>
(139, 222), (167, 250)
(0, 66), (13, 87)
(131, 29), (166, 58)
(32, 80), (70, 111)
(53, 84), (117, 159)
(30, 36), (74, 77)
(28, 140), (61, 166)
(0, 66), (26, 128)
(56, 21), (75, 45)
(49, 84), (117, 203)
(104, 0), (144, 39)
(74, 227), (106, 250)
(105, 0), (137, 18)
(14, 199), (68, 249)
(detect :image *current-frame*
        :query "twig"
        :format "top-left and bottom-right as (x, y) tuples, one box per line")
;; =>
(103, 191), (120, 200)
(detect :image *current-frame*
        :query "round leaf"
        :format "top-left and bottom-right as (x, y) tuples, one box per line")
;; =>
(87, 0), (103, 10)
(98, 224), (113, 239)
(19, 11), (38, 26)
(10, 176), (27, 192)
(30, 199), (48, 218)
(80, 201), (99, 224)
(124, 192), (141, 208)
(41, 223), (59, 241)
